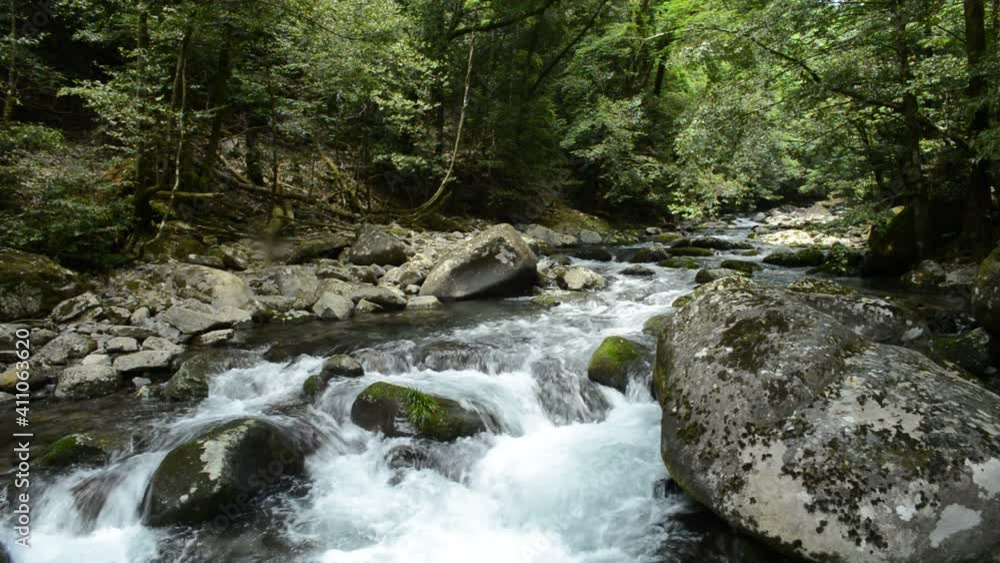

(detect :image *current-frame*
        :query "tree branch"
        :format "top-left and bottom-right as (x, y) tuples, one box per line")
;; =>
(449, 0), (561, 39)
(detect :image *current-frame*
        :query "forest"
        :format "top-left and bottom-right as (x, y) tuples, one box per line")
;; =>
(2, 0), (998, 266)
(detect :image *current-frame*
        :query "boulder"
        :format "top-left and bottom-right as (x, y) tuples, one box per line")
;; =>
(105, 336), (139, 354)
(164, 349), (260, 401)
(0, 248), (79, 321)
(142, 418), (307, 526)
(558, 267), (607, 291)
(630, 246), (672, 263)
(863, 206), (918, 276)
(587, 336), (646, 393)
(350, 382), (492, 441)
(0, 364), (47, 393)
(420, 224), (538, 300)
(762, 248), (826, 268)
(579, 229), (603, 245)
(655, 281), (1000, 563)
(668, 246), (715, 258)
(37, 333), (96, 365)
(55, 364), (120, 399)
(790, 289), (927, 346)
(158, 300), (252, 335)
(349, 286), (407, 310)
(902, 260), (947, 291)
(931, 328), (993, 377)
(50, 292), (100, 323)
(568, 246), (614, 262)
(195, 329), (235, 347)
(346, 226), (409, 266)
(973, 245), (1000, 336)
(312, 292), (354, 321)
(303, 355), (364, 399)
(40, 434), (110, 467)
(682, 237), (754, 251)
(720, 260), (763, 275)
(695, 268), (748, 284)
(622, 265), (655, 277)
(354, 299), (383, 315)
(171, 264), (252, 309)
(522, 224), (576, 247)
(406, 296), (443, 311)
(112, 350), (175, 374)
(658, 257), (699, 270)
(287, 233), (351, 264)
(642, 314), (672, 338)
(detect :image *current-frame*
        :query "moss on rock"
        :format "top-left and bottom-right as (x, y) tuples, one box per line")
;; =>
(41, 434), (110, 467)
(658, 257), (699, 270)
(720, 260), (763, 275)
(762, 248), (826, 268)
(351, 382), (490, 441)
(668, 246), (715, 258)
(587, 336), (645, 393)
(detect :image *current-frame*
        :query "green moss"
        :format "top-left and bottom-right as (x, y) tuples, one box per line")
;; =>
(642, 314), (672, 337)
(531, 294), (562, 308)
(762, 248), (826, 268)
(668, 246), (714, 257)
(588, 336), (644, 391)
(719, 311), (791, 372)
(359, 382), (461, 440)
(302, 375), (322, 399)
(655, 232), (684, 244)
(41, 434), (108, 467)
(787, 278), (857, 296)
(658, 257), (699, 269)
(720, 260), (763, 275)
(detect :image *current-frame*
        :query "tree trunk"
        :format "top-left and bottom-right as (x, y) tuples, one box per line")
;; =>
(3, 0), (17, 122)
(199, 33), (234, 189)
(963, 0), (994, 246)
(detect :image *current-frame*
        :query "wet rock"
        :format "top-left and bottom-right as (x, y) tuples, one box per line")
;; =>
(762, 248), (826, 268)
(630, 246), (672, 263)
(719, 260), (762, 275)
(786, 278), (857, 296)
(672, 276), (756, 309)
(406, 295), (442, 311)
(50, 292), (100, 323)
(142, 418), (307, 526)
(385, 444), (437, 472)
(312, 292), (354, 321)
(931, 328), (993, 377)
(642, 314), (672, 338)
(973, 245), (1000, 337)
(40, 434), (110, 467)
(587, 336), (646, 393)
(683, 237), (754, 251)
(695, 268), (747, 285)
(417, 341), (506, 372)
(350, 286), (407, 310)
(420, 224), (537, 301)
(38, 333), (96, 365)
(164, 349), (260, 401)
(55, 364), (120, 399)
(346, 226), (409, 267)
(792, 291), (928, 346)
(558, 267), (607, 291)
(667, 247), (715, 258)
(658, 257), (699, 270)
(901, 260), (947, 291)
(655, 280), (1000, 563)
(622, 265), (655, 277)
(112, 350), (175, 374)
(303, 355), (364, 399)
(287, 233), (351, 264)
(568, 246), (614, 262)
(0, 248), (79, 321)
(351, 382), (492, 441)
(862, 206), (918, 276)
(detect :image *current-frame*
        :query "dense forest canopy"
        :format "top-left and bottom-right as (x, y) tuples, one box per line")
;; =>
(1, 0), (998, 266)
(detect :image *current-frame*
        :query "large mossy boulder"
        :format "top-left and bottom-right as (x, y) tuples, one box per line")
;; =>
(587, 336), (646, 393)
(655, 281), (1000, 563)
(350, 382), (491, 441)
(40, 434), (111, 467)
(164, 349), (261, 401)
(142, 418), (307, 526)
(0, 248), (79, 321)
(346, 226), (409, 267)
(973, 245), (1000, 337)
(420, 224), (537, 300)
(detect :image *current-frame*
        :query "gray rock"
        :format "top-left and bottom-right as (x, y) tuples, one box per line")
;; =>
(273, 310), (315, 324)
(55, 364), (120, 399)
(196, 329), (235, 347)
(50, 292), (100, 323)
(38, 333), (96, 365)
(973, 246), (1000, 337)
(655, 281), (1000, 563)
(287, 233), (352, 264)
(142, 419), (307, 526)
(304, 355), (365, 399)
(420, 224), (538, 300)
(158, 300), (251, 335)
(112, 350), (174, 373)
(0, 248), (79, 321)
(142, 336), (184, 355)
(184, 254), (225, 269)
(354, 299), (383, 315)
(695, 268), (747, 284)
(163, 349), (260, 401)
(170, 264), (253, 309)
(105, 336), (139, 354)
(347, 226), (409, 266)
(351, 382), (493, 441)
(622, 265), (655, 277)
(522, 224), (576, 247)
(406, 296), (442, 311)
(81, 353), (112, 366)
(312, 292), (354, 321)
(579, 229), (603, 245)
(350, 286), (407, 310)
(558, 267), (607, 291)
(931, 328), (993, 377)
(130, 307), (151, 326)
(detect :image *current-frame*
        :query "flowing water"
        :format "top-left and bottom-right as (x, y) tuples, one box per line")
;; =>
(3, 222), (818, 563)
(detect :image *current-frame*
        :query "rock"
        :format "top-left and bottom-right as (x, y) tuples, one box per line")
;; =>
(630, 246), (672, 263)
(973, 245), (1000, 336)
(0, 248), (79, 321)
(287, 233), (352, 264)
(142, 418), (307, 526)
(184, 254), (225, 269)
(667, 247), (715, 258)
(354, 299), (383, 315)
(558, 267), (607, 291)
(420, 224), (538, 301)
(622, 265), (655, 277)
(303, 355), (364, 399)
(902, 260), (947, 291)
(346, 226), (409, 266)
(863, 206), (918, 276)
(579, 229), (603, 245)
(792, 291), (928, 346)
(350, 382), (492, 441)
(719, 260), (763, 275)
(655, 281), (1000, 563)
(658, 257), (699, 270)
(406, 296), (442, 311)
(350, 286), (407, 310)
(762, 248), (826, 268)
(380, 259), (432, 287)
(416, 341), (507, 372)
(786, 278), (858, 296)
(171, 264), (253, 309)
(672, 276), (756, 309)
(159, 300), (252, 335)
(587, 336), (646, 393)
(683, 237), (754, 251)
(531, 293), (563, 308)
(654, 232), (683, 245)
(523, 224), (575, 247)
(112, 350), (175, 374)
(163, 349), (260, 401)
(38, 333), (96, 365)
(105, 336), (139, 354)
(0, 364), (47, 393)
(196, 329), (235, 347)
(931, 328), (993, 377)
(132, 376), (152, 388)
(55, 364), (120, 399)
(130, 307), (151, 326)
(40, 434), (110, 467)
(568, 247), (614, 262)
(642, 314), (672, 337)
(142, 336), (184, 355)
(274, 309), (315, 324)
(50, 292), (100, 323)
(81, 353), (112, 366)
(312, 292), (354, 321)
(695, 268), (748, 284)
